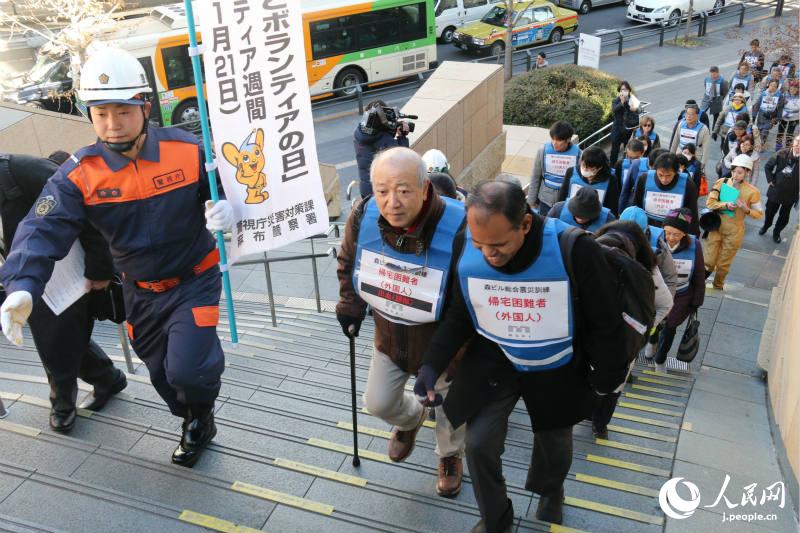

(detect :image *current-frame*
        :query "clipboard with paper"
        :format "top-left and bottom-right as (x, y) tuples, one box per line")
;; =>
(41, 242), (90, 315)
(719, 182), (739, 218)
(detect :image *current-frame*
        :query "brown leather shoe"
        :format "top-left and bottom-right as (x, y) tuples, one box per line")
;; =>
(436, 455), (463, 497)
(388, 407), (426, 462)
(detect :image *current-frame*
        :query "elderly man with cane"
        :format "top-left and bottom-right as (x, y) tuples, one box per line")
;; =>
(336, 147), (467, 496)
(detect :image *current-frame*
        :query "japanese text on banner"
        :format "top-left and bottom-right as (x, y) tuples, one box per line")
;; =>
(199, 0), (328, 261)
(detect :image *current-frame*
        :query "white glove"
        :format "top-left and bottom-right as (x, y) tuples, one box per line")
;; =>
(205, 200), (234, 232)
(1, 291), (33, 347)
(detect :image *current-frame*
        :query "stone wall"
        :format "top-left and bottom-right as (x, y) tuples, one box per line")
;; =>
(759, 229), (800, 484)
(402, 61), (505, 187)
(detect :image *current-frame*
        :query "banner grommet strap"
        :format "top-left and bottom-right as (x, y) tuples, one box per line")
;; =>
(188, 44), (205, 57)
(205, 160), (218, 173)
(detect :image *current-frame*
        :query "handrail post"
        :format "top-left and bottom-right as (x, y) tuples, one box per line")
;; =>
(356, 84), (364, 115)
(659, 21), (666, 46)
(616, 29), (623, 56)
(526, 50), (532, 72)
(263, 252), (278, 327)
(572, 40), (579, 64)
(697, 13), (704, 37)
(0, 396), (7, 418)
(117, 323), (136, 373)
(310, 237), (322, 314)
(738, 2), (745, 25)
(775, 0), (784, 16)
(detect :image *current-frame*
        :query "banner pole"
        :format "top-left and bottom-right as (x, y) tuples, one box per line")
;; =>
(183, 0), (239, 346)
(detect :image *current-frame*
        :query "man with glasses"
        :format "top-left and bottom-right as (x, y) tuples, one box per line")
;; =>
(336, 147), (467, 497)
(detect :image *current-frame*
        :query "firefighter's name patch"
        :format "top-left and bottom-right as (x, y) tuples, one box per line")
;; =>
(34, 195), (57, 216)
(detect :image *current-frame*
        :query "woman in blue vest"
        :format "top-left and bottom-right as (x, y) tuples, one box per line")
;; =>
(647, 209), (705, 373)
(634, 115), (661, 151)
(713, 93), (750, 149)
(776, 79), (799, 151)
(753, 78), (784, 145)
(631, 153), (700, 235)
(548, 185), (616, 233)
(557, 146), (621, 215)
(414, 181), (627, 528)
(727, 62), (755, 100)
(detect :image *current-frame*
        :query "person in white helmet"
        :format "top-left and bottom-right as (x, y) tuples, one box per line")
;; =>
(0, 47), (234, 467)
(423, 149), (467, 200)
(703, 153), (764, 290)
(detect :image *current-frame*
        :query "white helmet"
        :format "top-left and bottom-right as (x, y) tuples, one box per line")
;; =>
(78, 47), (151, 106)
(423, 149), (449, 174)
(731, 153), (753, 170)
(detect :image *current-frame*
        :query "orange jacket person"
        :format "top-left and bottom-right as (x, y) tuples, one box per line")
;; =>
(0, 47), (234, 467)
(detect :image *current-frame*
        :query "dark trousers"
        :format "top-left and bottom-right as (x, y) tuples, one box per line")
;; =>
(763, 200), (794, 238)
(466, 378), (573, 531)
(609, 129), (633, 167)
(711, 112), (720, 131)
(592, 392), (621, 432)
(655, 325), (678, 364)
(124, 267), (224, 417)
(537, 202), (552, 217)
(359, 178), (373, 199)
(28, 294), (119, 414)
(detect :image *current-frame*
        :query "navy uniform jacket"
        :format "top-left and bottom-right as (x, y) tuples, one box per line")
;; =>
(0, 126), (215, 299)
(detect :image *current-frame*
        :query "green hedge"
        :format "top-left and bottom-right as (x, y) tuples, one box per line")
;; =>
(503, 65), (624, 141)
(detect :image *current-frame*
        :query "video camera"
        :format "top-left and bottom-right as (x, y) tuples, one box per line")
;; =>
(360, 105), (417, 135)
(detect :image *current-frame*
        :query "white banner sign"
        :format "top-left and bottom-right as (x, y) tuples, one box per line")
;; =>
(199, 0), (328, 262)
(577, 33), (601, 70)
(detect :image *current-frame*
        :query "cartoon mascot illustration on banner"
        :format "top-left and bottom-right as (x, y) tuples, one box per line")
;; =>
(222, 128), (269, 204)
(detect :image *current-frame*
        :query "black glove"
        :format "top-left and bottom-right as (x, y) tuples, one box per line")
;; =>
(337, 313), (363, 338)
(413, 364), (443, 407)
(711, 132), (718, 141)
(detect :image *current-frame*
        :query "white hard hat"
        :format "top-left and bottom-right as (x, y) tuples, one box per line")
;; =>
(78, 47), (151, 106)
(422, 149), (449, 173)
(731, 153), (753, 170)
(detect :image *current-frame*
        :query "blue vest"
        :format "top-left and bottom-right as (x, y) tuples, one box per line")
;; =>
(670, 237), (697, 295)
(643, 170), (688, 223)
(729, 73), (752, 92)
(678, 120), (704, 149)
(648, 226), (664, 252)
(458, 218), (574, 372)
(559, 205), (612, 233)
(353, 197), (464, 325)
(704, 76), (724, 98)
(759, 90), (782, 113)
(566, 169), (610, 204)
(633, 128), (657, 143)
(543, 143), (581, 190)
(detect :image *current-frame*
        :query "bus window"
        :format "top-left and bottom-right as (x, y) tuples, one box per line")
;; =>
(310, 17), (358, 59)
(161, 45), (194, 90)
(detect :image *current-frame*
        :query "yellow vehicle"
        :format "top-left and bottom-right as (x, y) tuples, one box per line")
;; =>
(452, 0), (578, 56)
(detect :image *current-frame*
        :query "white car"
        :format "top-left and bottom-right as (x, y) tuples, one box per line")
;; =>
(626, 0), (724, 25)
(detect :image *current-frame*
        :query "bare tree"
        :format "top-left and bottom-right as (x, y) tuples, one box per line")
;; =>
(726, 21), (799, 67)
(503, 0), (514, 81)
(684, 0), (694, 41)
(0, 0), (124, 86)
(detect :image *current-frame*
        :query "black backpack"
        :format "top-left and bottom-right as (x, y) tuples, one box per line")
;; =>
(559, 227), (656, 382)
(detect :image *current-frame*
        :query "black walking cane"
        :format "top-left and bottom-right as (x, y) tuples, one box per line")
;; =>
(347, 325), (361, 467)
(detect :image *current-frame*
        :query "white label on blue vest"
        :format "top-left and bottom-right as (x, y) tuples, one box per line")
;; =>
(679, 127), (699, 147)
(569, 182), (606, 203)
(674, 258), (692, 290)
(357, 250), (444, 324)
(544, 153), (577, 177)
(645, 190), (683, 218)
(467, 278), (569, 342)
(761, 95), (779, 112)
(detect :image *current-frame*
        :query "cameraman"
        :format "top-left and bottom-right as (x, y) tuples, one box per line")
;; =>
(354, 100), (410, 198)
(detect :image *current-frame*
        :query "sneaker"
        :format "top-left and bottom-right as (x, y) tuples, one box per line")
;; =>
(758, 226), (768, 236)
(644, 343), (656, 360)
(655, 363), (667, 374)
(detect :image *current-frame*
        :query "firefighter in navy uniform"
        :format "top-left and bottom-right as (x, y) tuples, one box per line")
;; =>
(0, 152), (127, 432)
(414, 181), (627, 530)
(0, 48), (234, 467)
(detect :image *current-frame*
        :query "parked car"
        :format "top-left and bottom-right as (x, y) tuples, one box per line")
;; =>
(452, 0), (578, 56)
(1, 55), (77, 114)
(557, 0), (629, 15)
(435, 0), (497, 43)
(626, 0), (724, 25)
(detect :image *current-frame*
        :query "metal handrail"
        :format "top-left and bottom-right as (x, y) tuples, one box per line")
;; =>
(578, 101), (651, 149)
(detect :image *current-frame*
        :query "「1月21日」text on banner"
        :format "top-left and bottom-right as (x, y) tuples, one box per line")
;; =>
(199, 0), (329, 262)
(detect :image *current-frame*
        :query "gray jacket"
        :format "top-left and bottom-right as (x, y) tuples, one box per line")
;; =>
(652, 232), (678, 299)
(527, 144), (580, 209)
